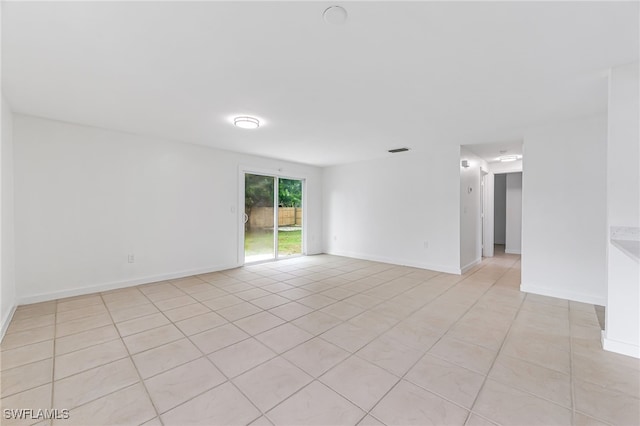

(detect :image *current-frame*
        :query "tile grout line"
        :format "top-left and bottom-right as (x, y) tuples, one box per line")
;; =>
(149, 259), (438, 423)
(321, 257), (516, 424)
(6, 256), (464, 422)
(483, 300), (585, 412)
(382, 260), (507, 419)
(48, 300), (58, 426)
(569, 301), (578, 426)
(8, 254), (620, 426)
(141, 281), (267, 424)
(464, 290), (526, 424)
(434, 258), (522, 425)
(98, 292), (165, 426)
(255, 258), (470, 425)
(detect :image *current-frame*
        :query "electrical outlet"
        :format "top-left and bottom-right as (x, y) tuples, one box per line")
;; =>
(127, 254), (135, 263)
(423, 241), (429, 249)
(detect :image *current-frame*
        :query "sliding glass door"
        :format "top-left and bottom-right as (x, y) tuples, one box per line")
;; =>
(244, 174), (303, 263)
(277, 178), (303, 258)
(244, 174), (276, 263)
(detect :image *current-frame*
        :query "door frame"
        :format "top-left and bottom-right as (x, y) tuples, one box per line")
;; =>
(482, 169), (495, 258)
(238, 165), (307, 265)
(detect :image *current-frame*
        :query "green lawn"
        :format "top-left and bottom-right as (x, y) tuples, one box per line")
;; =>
(245, 229), (302, 256)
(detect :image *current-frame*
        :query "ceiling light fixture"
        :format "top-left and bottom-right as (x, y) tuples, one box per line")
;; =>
(234, 116), (260, 129)
(499, 155), (521, 162)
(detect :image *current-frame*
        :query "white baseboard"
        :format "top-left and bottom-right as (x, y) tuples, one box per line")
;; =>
(602, 331), (640, 359)
(324, 249), (461, 275)
(0, 304), (17, 343)
(17, 263), (239, 306)
(520, 283), (606, 306)
(461, 258), (482, 274)
(505, 249), (521, 255)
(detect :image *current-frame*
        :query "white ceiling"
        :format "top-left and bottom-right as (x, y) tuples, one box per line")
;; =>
(2, 2), (638, 167)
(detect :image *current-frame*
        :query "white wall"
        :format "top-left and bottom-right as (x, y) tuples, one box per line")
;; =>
(505, 172), (522, 254)
(459, 148), (487, 272)
(323, 143), (462, 274)
(494, 174), (506, 245)
(521, 114), (607, 305)
(607, 64), (640, 227)
(603, 63), (639, 358)
(13, 115), (323, 304)
(1, 96), (17, 337)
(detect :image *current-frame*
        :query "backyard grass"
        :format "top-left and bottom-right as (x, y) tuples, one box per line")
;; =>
(245, 229), (302, 256)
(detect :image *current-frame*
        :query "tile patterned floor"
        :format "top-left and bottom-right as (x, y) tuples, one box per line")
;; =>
(1, 253), (639, 426)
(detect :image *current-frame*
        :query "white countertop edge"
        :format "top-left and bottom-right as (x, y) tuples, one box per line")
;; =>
(610, 226), (640, 242)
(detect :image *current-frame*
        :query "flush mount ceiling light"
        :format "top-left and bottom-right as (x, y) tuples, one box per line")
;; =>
(499, 155), (521, 162)
(323, 5), (348, 25)
(234, 116), (260, 129)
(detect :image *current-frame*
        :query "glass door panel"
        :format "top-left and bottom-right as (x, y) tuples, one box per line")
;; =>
(277, 178), (303, 257)
(244, 174), (275, 263)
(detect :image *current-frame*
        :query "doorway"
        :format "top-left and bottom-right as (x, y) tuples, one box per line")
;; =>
(494, 172), (522, 255)
(460, 141), (523, 270)
(243, 173), (304, 263)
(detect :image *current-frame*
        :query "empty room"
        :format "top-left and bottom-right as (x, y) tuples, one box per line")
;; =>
(1, 2), (638, 426)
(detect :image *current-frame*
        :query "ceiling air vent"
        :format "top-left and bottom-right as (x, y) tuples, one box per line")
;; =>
(388, 147), (409, 153)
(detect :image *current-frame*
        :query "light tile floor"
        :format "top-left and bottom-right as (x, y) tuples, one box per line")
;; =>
(1, 252), (639, 426)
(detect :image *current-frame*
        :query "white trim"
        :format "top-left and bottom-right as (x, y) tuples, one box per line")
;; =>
(274, 177), (280, 258)
(602, 331), (640, 359)
(16, 263), (238, 306)
(482, 171), (495, 258)
(520, 283), (606, 306)
(238, 167), (246, 265)
(0, 304), (17, 343)
(505, 249), (522, 255)
(301, 179), (308, 256)
(238, 164), (310, 182)
(461, 258), (482, 274)
(325, 249), (462, 275)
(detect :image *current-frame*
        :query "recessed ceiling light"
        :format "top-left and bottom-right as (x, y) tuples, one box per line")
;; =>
(323, 5), (348, 25)
(499, 155), (521, 162)
(234, 116), (260, 129)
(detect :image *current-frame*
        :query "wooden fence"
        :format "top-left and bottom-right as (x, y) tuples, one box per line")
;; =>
(249, 207), (302, 228)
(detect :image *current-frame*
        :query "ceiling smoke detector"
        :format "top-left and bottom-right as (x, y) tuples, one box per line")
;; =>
(323, 6), (348, 25)
(234, 116), (260, 129)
